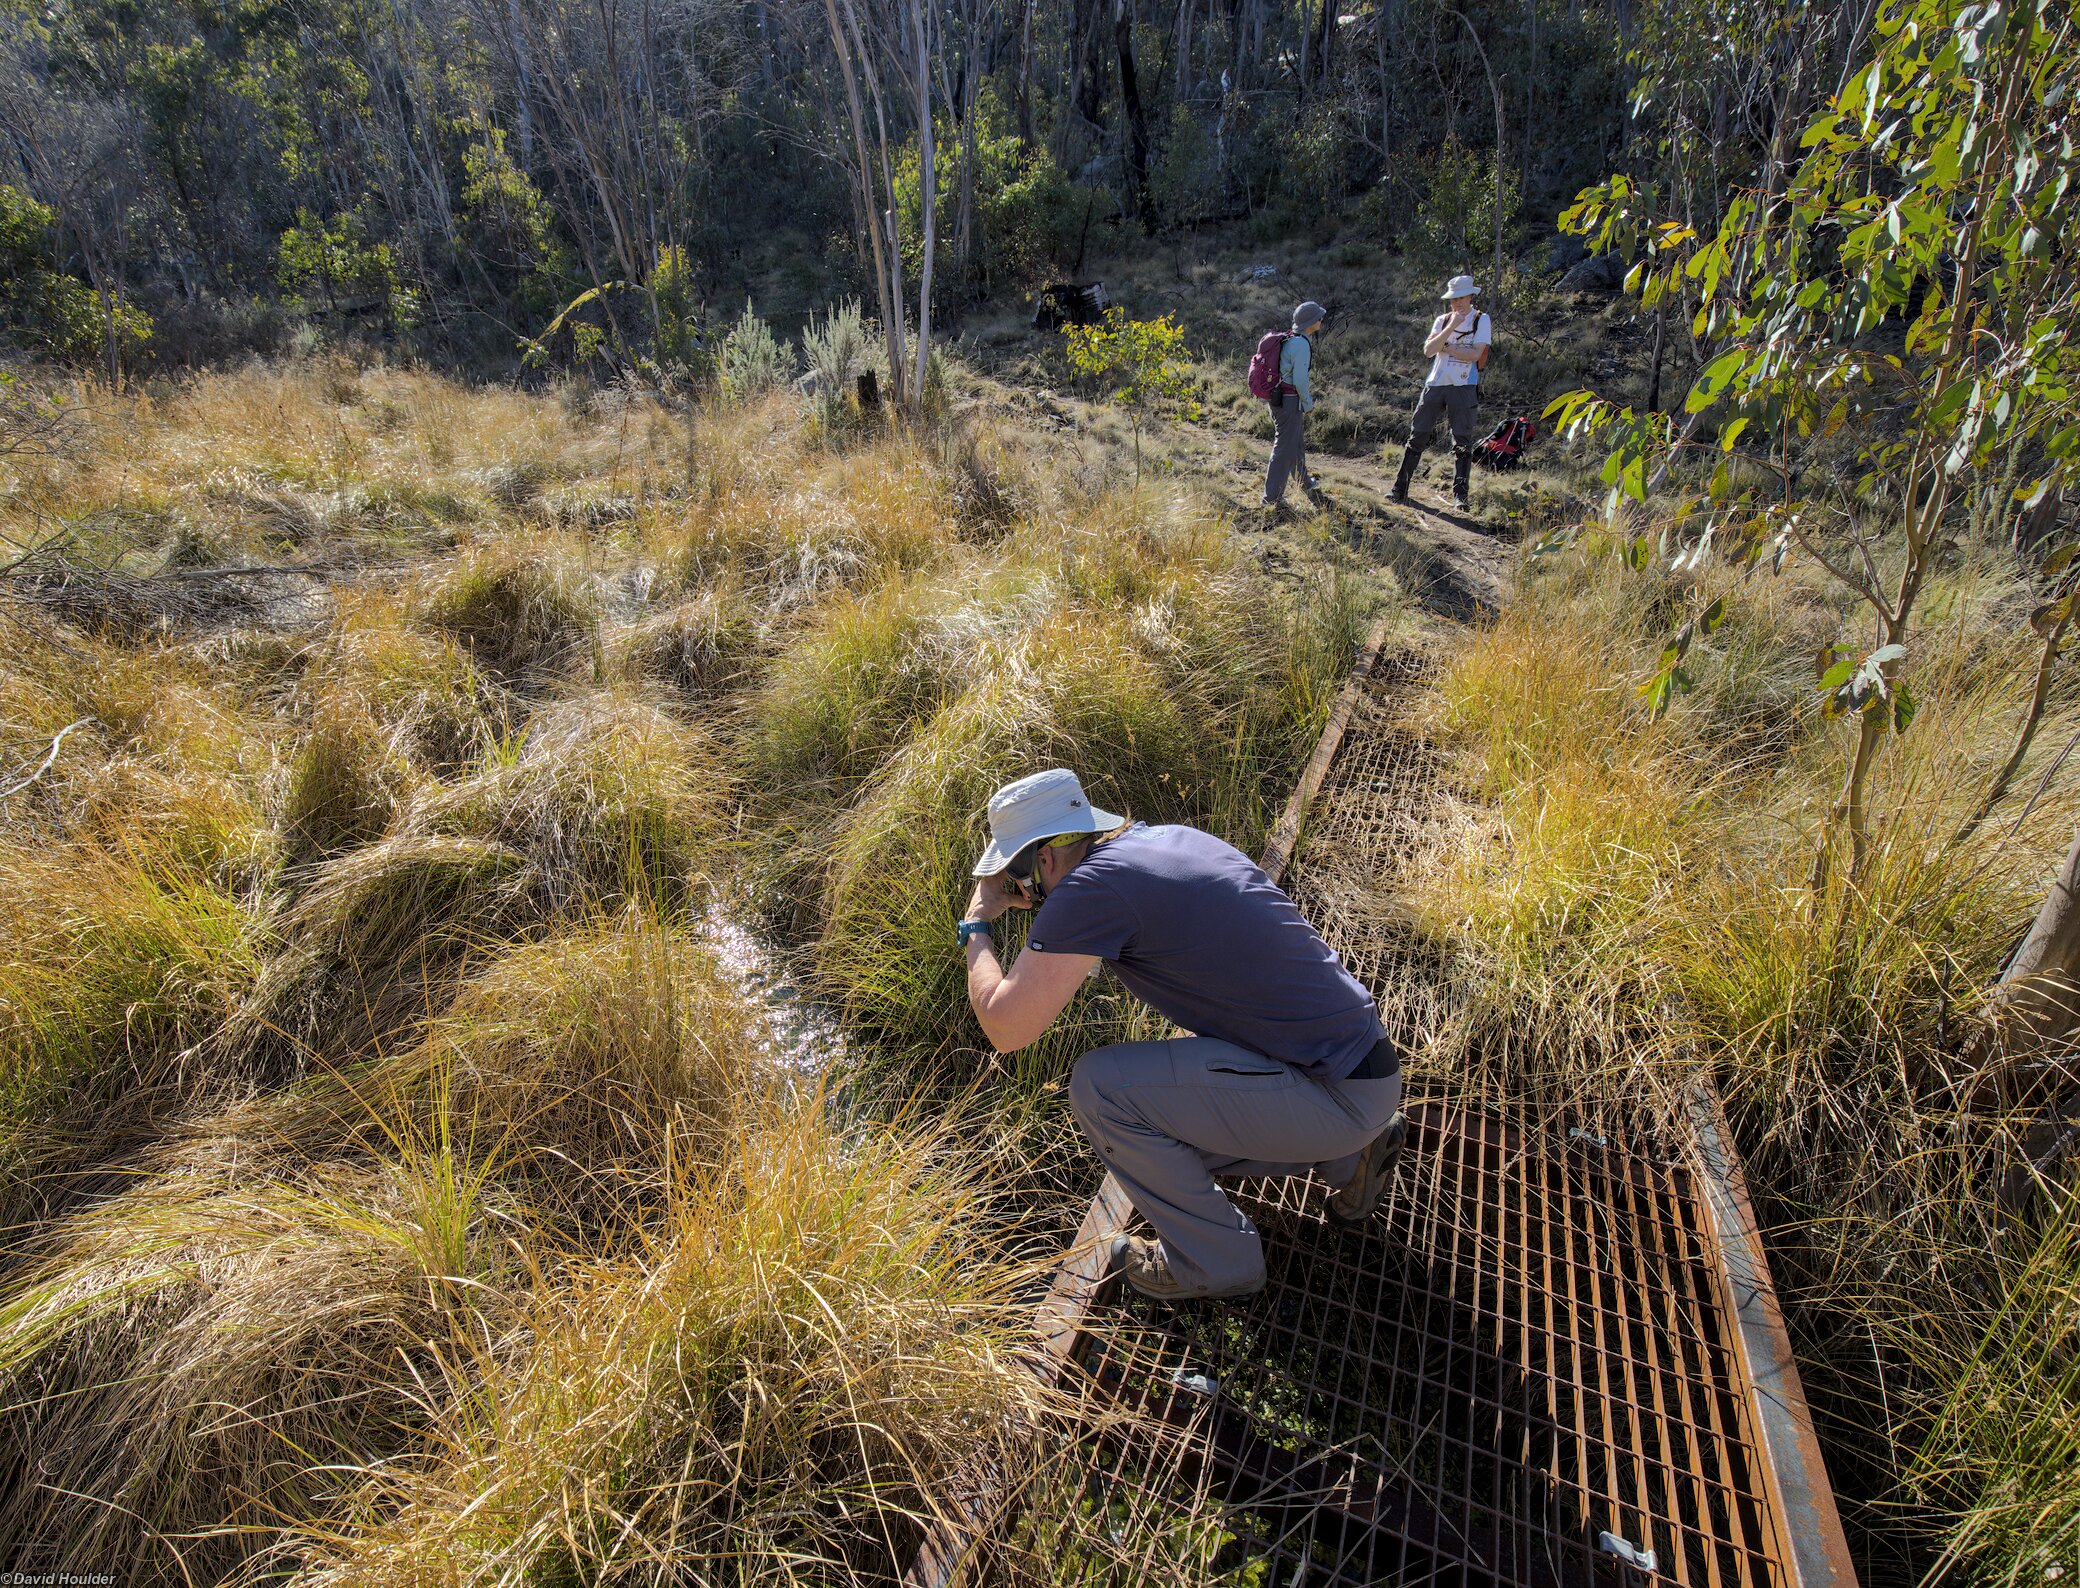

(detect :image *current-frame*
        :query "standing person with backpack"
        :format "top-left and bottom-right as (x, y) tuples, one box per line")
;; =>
(1250, 301), (1329, 512)
(1391, 275), (1491, 510)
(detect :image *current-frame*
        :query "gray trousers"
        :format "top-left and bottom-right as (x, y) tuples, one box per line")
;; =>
(1409, 382), (1479, 447)
(1263, 393), (1314, 502)
(1068, 1035), (1404, 1294)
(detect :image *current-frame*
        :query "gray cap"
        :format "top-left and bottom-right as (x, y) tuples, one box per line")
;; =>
(1292, 300), (1326, 330)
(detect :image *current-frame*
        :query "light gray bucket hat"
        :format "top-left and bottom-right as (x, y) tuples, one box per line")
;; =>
(1291, 299), (1327, 330)
(972, 768), (1124, 876)
(1441, 274), (1481, 299)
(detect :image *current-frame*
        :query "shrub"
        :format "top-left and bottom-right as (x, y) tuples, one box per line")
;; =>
(716, 300), (791, 403)
(650, 242), (705, 378)
(0, 183), (151, 368)
(276, 207), (421, 331)
(1402, 138), (1518, 279)
(802, 298), (870, 414)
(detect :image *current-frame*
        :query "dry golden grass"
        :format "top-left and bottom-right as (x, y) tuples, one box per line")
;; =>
(271, 1096), (1057, 1587)
(0, 356), (1367, 1581)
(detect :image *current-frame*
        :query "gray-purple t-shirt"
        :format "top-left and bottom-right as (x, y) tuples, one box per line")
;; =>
(1026, 822), (1380, 1080)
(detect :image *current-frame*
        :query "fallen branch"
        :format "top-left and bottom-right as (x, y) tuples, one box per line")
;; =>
(0, 717), (97, 801)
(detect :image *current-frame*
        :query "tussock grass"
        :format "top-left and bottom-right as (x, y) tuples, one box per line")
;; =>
(0, 1156), (488, 1577)
(0, 830), (266, 1224)
(303, 587), (497, 769)
(416, 537), (603, 683)
(654, 399), (978, 607)
(605, 581), (764, 699)
(240, 690), (725, 1072)
(271, 1097), (1054, 1586)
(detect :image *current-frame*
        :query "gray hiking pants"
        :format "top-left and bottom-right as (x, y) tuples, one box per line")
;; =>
(1264, 393), (1314, 503)
(1409, 382), (1479, 448)
(1068, 1035), (1404, 1294)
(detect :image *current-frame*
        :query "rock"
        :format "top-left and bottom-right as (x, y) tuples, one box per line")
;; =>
(1533, 233), (1589, 275)
(1235, 263), (1279, 284)
(1559, 252), (1625, 292)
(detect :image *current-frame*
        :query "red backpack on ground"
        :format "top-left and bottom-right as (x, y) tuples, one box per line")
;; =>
(1472, 415), (1538, 470)
(1247, 331), (1290, 400)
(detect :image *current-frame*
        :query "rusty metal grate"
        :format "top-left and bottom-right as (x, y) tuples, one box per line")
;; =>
(1017, 1093), (1804, 1587)
(908, 630), (1855, 1588)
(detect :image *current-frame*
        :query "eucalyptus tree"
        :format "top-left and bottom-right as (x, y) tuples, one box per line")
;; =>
(1550, 0), (2080, 884)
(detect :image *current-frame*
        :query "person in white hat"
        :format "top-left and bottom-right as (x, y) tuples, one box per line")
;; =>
(1390, 274), (1491, 510)
(957, 767), (1406, 1303)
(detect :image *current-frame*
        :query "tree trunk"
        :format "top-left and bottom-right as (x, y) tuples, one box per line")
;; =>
(912, 0), (938, 407)
(1017, 0), (1035, 144)
(827, 0), (906, 408)
(1992, 831), (2080, 1216)
(1116, 0), (1154, 231)
(1646, 295), (1667, 413)
(1298, 0), (1311, 100)
(1071, 0), (1110, 145)
(1999, 829), (2080, 1061)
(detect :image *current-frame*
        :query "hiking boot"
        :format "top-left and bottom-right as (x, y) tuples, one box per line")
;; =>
(1303, 479), (1328, 509)
(1390, 442), (1420, 502)
(1105, 1234), (1264, 1301)
(1452, 446), (1474, 509)
(1325, 1111), (1407, 1228)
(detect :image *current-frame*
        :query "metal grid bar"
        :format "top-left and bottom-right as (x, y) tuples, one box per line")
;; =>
(912, 649), (1856, 1588)
(1032, 1097), (1790, 1587)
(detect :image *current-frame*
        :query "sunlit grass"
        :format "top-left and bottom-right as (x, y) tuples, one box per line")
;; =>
(0, 356), (1370, 1578)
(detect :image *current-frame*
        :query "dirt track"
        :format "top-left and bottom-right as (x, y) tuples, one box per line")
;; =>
(966, 369), (1514, 622)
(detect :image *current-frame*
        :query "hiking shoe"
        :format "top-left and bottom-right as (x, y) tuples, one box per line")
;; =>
(1303, 481), (1328, 508)
(1105, 1234), (1264, 1302)
(1389, 480), (1409, 503)
(1325, 1112), (1407, 1228)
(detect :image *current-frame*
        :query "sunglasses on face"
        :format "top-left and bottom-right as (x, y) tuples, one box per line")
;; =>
(1005, 842), (1040, 887)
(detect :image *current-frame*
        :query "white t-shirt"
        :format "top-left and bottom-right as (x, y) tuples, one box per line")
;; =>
(1427, 310), (1491, 387)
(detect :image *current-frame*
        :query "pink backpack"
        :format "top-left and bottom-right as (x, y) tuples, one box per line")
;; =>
(1246, 331), (1290, 400)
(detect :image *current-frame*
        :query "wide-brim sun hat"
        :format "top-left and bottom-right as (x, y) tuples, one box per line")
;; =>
(1441, 274), (1481, 299)
(972, 768), (1124, 877)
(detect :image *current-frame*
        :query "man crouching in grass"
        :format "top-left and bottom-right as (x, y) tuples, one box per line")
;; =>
(957, 768), (1406, 1302)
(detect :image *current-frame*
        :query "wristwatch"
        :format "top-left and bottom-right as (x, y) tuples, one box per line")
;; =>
(956, 918), (993, 949)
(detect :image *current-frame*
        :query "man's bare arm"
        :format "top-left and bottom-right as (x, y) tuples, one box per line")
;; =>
(967, 938), (1099, 1051)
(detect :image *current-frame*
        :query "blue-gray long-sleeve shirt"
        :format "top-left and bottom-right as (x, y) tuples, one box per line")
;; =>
(1279, 332), (1314, 411)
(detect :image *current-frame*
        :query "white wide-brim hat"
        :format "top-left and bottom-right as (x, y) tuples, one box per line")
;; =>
(1441, 274), (1481, 299)
(972, 768), (1124, 876)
